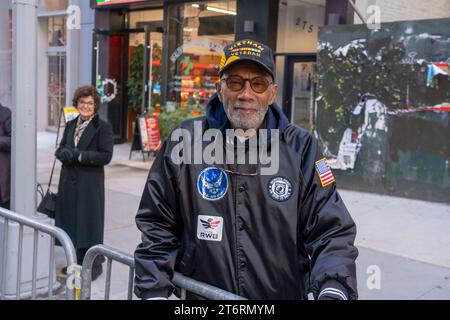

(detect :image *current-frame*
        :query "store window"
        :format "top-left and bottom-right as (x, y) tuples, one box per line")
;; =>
(130, 9), (164, 29)
(166, 1), (236, 113)
(46, 10), (67, 128)
(40, 0), (69, 12)
(353, 0), (450, 24)
(48, 16), (67, 47)
(47, 53), (66, 128)
(128, 9), (164, 113)
(276, 0), (324, 130)
(277, 0), (325, 53)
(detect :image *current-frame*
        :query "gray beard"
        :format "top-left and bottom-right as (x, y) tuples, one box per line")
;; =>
(225, 102), (268, 130)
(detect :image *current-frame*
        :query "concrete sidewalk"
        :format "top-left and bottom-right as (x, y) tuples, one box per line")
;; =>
(37, 131), (450, 300)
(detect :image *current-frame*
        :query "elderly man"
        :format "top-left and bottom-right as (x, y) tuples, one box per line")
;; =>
(134, 39), (358, 300)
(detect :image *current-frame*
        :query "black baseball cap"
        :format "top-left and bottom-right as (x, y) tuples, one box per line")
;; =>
(219, 39), (275, 80)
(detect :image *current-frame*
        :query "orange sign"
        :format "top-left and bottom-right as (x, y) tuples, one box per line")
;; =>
(138, 117), (161, 152)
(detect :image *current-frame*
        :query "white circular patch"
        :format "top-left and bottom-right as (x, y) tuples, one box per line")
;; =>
(268, 177), (293, 202)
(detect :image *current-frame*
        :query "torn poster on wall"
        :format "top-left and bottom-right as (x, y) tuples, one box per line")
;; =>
(427, 63), (449, 87)
(327, 95), (450, 171)
(316, 18), (450, 201)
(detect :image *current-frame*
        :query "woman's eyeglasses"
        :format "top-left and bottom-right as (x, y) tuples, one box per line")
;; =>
(78, 101), (95, 107)
(221, 75), (273, 94)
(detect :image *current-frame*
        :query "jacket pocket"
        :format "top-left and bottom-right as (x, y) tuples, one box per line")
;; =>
(178, 242), (196, 276)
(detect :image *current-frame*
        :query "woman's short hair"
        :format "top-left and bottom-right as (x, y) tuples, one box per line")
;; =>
(72, 85), (101, 112)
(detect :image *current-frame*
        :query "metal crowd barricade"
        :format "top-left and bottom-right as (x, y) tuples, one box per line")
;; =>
(80, 244), (246, 300)
(0, 207), (79, 300)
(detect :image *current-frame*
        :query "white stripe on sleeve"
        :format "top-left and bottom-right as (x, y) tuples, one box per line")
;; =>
(318, 287), (348, 300)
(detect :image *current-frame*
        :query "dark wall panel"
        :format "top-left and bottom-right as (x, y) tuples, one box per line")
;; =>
(316, 18), (450, 203)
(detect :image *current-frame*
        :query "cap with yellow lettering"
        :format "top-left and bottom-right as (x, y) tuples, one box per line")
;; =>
(219, 39), (275, 80)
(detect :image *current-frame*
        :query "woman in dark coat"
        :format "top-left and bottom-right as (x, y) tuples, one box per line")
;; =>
(55, 85), (113, 280)
(0, 104), (11, 210)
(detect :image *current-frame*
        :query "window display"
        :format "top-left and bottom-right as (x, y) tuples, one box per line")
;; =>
(167, 1), (236, 112)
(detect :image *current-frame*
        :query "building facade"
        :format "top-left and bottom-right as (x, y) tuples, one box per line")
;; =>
(315, 0), (450, 203)
(36, 0), (95, 131)
(1, 0), (448, 202)
(0, 1), (12, 109)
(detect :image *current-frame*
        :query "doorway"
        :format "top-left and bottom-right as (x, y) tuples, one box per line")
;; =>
(92, 25), (163, 143)
(282, 54), (317, 132)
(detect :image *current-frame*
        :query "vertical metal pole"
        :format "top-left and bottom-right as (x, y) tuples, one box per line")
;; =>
(309, 68), (314, 131)
(142, 25), (150, 115)
(11, 0), (38, 216)
(16, 224), (23, 300)
(48, 236), (55, 299)
(104, 258), (112, 300)
(12, 0), (55, 299)
(148, 38), (153, 111)
(31, 230), (38, 299)
(127, 267), (134, 300)
(1, 218), (9, 300)
(95, 39), (100, 87)
(58, 53), (63, 118)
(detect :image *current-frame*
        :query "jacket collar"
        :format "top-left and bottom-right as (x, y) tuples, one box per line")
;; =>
(69, 114), (100, 150)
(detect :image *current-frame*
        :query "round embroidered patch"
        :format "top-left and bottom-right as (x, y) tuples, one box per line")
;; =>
(268, 177), (293, 201)
(197, 167), (229, 201)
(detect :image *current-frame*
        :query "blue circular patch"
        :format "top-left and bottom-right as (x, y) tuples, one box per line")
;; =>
(197, 167), (229, 201)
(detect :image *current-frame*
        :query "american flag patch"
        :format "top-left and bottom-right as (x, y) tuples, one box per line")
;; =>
(315, 158), (335, 187)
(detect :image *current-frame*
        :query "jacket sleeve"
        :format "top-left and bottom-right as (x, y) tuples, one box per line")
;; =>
(78, 122), (113, 167)
(299, 134), (358, 300)
(0, 109), (11, 152)
(134, 140), (182, 299)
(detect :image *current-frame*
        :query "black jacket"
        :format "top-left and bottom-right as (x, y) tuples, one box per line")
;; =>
(134, 94), (358, 300)
(55, 114), (113, 249)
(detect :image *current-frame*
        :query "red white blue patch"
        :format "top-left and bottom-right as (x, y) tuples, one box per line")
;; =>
(197, 215), (224, 242)
(315, 158), (335, 187)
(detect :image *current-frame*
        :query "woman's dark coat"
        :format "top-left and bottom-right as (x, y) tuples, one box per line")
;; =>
(55, 114), (113, 249)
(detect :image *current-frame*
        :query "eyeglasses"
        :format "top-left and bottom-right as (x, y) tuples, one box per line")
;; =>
(221, 75), (273, 94)
(78, 101), (95, 107)
(217, 164), (259, 177)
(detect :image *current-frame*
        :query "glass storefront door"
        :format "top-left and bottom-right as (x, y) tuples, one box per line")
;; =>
(93, 31), (128, 143)
(93, 26), (163, 143)
(282, 55), (317, 131)
(94, 28), (157, 143)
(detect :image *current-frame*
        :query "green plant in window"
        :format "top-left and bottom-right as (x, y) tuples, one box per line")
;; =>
(156, 103), (207, 142)
(127, 44), (144, 113)
(150, 43), (163, 109)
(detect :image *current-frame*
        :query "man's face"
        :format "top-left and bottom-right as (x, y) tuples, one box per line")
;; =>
(217, 61), (278, 130)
